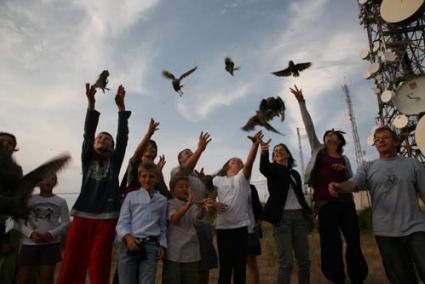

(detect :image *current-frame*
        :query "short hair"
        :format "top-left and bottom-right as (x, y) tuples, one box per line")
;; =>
(169, 175), (190, 190)
(374, 126), (401, 152)
(0, 132), (18, 151)
(138, 161), (160, 177)
(97, 131), (115, 148)
(323, 129), (346, 154)
(272, 143), (296, 169)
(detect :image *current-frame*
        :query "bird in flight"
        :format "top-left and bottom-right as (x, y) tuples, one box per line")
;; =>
(225, 57), (240, 76)
(242, 96), (286, 135)
(272, 61), (311, 77)
(93, 70), (110, 93)
(162, 66), (198, 96)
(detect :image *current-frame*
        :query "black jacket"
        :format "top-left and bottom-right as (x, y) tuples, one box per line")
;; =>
(260, 150), (312, 224)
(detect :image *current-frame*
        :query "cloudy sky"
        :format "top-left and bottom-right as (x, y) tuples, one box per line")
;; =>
(1, 0), (380, 200)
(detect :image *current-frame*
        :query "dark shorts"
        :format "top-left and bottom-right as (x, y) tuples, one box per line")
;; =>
(247, 232), (262, 256)
(19, 243), (62, 266)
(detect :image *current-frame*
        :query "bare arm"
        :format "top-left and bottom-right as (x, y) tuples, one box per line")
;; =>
(180, 132), (211, 171)
(290, 85), (321, 150)
(170, 191), (193, 224)
(243, 131), (263, 179)
(132, 118), (159, 159)
(328, 180), (357, 197)
(86, 83), (96, 110)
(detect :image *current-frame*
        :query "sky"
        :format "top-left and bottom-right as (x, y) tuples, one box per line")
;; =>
(0, 0), (380, 200)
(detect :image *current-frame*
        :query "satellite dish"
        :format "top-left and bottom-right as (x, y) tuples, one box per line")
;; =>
(362, 69), (372, 79)
(381, 90), (395, 103)
(359, 0), (368, 4)
(393, 75), (425, 114)
(392, 114), (409, 128)
(359, 49), (369, 60)
(380, 0), (425, 24)
(367, 135), (375, 146)
(368, 62), (381, 75)
(415, 116), (425, 154)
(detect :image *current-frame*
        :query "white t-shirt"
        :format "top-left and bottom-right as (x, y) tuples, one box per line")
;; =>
(15, 194), (70, 245)
(213, 171), (251, 229)
(284, 182), (302, 210)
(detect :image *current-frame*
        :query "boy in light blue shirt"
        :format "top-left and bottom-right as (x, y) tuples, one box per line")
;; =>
(116, 161), (167, 284)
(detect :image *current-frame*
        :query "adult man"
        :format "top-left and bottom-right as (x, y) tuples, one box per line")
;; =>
(329, 126), (425, 283)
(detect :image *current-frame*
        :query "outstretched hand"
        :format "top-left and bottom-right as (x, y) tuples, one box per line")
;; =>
(147, 118), (160, 137)
(198, 131), (212, 152)
(85, 83), (97, 109)
(247, 130), (264, 145)
(115, 85), (126, 111)
(157, 154), (166, 171)
(289, 85), (305, 102)
(260, 138), (272, 152)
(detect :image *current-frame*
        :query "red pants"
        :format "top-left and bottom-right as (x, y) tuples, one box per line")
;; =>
(57, 217), (116, 284)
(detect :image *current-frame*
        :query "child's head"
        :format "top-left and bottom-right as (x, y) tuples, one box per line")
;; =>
(141, 140), (158, 162)
(0, 132), (18, 155)
(272, 143), (295, 168)
(216, 157), (243, 176)
(39, 174), (58, 195)
(177, 148), (193, 166)
(138, 161), (160, 191)
(323, 129), (346, 154)
(169, 175), (190, 201)
(94, 131), (114, 156)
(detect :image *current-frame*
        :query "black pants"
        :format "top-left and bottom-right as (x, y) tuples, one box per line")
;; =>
(216, 226), (248, 284)
(376, 232), (425, 284)
(318, 201), (368, 284)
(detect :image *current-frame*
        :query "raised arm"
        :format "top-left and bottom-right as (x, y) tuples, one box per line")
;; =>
(82, 83), (99, 168)
(113, 85), (131, 169)
(243, 131), (263, 179)
(290, 85), (321, 151)
(132, 118), (159, 160)
(259, 139), (272, 178)
(180, 132), (211, 171)
(170, 190), (194, 224)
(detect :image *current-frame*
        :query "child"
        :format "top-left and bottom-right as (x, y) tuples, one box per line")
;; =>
(116, 161), (167, 284)
(162, 175), (213, 284)
(213, 131), (262, 284)
(57, 83), (131, 284)
(16, 174), (70, 284)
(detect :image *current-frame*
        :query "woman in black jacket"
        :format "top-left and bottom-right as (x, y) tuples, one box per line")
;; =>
(260, 142), (312, 284)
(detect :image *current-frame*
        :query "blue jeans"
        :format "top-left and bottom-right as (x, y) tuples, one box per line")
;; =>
(273, 210), (310, 284)
(118, 241), (159, 284)
(376, 231), (425, 284)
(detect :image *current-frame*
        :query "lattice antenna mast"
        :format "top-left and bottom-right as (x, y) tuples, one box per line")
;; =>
(342, 84), (364, 167)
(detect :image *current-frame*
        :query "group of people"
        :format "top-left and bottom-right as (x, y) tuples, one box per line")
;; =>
(0, 81), (425, 284)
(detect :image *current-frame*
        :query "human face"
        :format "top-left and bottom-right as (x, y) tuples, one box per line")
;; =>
(178, 149), (193, 165)
(139, 170), (158, 191)
(324, 132), (341, 148)
(94, 133), (114, 153)
(39, 175), (57, 195)
(0, 134), (16, 155)
(373, 130), (398, 155)
(142, 143), (157, 162)
(273, 145), (289, 165)
(227, 158), (243, 174)
(173, 180), (190, 201)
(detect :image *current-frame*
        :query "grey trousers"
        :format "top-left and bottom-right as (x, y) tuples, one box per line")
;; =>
(273, 210), (310, 284)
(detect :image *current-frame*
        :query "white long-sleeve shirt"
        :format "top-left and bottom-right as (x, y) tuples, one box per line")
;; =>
(15, 194), (70, 245)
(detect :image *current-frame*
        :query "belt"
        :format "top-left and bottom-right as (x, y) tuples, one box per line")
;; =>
(284, 209), (303, 213)
(138, 236), (159, 243)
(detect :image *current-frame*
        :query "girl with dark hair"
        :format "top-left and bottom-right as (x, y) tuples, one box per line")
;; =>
(119, 118), (169, 201)
(213, 131), (262, 284)
(291, 85), (368, 284)
(260, 141), (312, 284)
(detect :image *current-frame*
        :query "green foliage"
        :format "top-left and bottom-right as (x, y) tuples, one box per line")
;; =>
(358, 207), (373, 233)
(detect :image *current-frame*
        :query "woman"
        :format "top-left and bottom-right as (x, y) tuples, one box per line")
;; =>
(213, 131), (262, 284)
(260, 142), (312, 284)
(290, 85), (368, 284)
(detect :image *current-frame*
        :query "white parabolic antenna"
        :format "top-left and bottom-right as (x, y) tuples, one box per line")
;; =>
(393, 114), (409, 129)
(393, 76), (425, 115)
